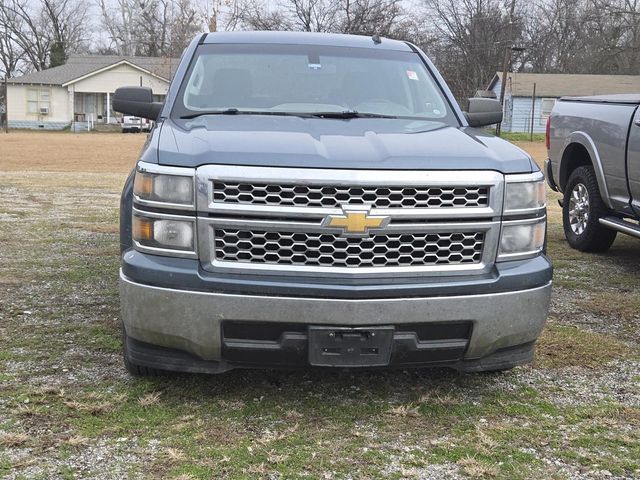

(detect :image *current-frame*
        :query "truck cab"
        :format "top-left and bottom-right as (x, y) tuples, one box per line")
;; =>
(114, 32), (552, 376)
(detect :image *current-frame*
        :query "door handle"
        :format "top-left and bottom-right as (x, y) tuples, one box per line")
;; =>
(635, 118), (640, 127)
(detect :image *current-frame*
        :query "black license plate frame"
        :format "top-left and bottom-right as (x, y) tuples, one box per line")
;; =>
(308, 326), (394, 367)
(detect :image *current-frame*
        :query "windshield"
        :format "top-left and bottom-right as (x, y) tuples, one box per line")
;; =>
(172, 43), (457, 123)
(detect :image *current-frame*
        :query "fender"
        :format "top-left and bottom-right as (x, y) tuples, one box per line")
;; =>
(559, 131), (613, 209)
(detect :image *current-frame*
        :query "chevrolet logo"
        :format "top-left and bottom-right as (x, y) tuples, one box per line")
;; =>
(323, 208), (390, 236)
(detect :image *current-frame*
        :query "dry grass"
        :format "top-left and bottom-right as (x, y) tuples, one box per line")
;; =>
(535, 322), (632, 368)
(0, 432), (30, 448)
(0, 131), (145, 173)
(457, 457), (500, 478)
(138, 391), (162, 408)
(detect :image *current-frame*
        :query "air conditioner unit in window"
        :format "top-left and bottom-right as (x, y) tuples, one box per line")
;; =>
(40, 106), (49, 115)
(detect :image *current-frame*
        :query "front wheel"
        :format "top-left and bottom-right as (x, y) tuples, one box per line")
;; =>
(562, 166), (616, 252)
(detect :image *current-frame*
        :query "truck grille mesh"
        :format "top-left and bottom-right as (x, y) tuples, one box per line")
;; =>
(212, 182), (489, 209)
(214, 229), (485, 268)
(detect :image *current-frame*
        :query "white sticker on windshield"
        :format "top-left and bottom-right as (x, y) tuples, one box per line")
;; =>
(406, 70), (419, 81)
(308, 63), (322, 70)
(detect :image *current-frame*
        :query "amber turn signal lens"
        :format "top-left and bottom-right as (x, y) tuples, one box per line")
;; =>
(132, 216), (154, 241)
(133, 172), (154, 197)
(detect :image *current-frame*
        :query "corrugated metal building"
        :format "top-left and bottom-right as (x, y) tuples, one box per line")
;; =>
(487, 72), (640, 133)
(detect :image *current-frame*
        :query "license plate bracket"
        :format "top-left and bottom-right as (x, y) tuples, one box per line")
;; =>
(308, 326), (394, 367)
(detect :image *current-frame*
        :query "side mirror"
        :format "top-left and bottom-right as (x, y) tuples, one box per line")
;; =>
(464, 98), (503, 128)
(112, 86), (163, 120)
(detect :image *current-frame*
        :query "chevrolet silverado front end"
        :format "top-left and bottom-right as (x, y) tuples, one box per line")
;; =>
(115, 31), (552, 375)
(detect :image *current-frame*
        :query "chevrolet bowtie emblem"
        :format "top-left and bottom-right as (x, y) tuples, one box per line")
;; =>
(323, 208), (389, 236)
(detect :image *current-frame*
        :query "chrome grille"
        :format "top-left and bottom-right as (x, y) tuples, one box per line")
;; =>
(213, 229), (485, 268)
(212, 182), (489, 209)
(197, 166), (504, 276)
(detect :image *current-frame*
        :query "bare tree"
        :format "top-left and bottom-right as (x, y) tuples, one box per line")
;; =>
(99, 0), (203, 57)
(420, 0), (520, 101)
(0, 0), (86, 72)
(42, 0), (88, 66)
(234, 0), (293, 30)
(235, 0), (408, 36)
(339, 0), (404, 36)
(99, 0), (141, 56)
(3, 0), (51, 70)
(0, 0), (25, 77)
(169, 0), (202, 55)
(514, 0), (640, 75)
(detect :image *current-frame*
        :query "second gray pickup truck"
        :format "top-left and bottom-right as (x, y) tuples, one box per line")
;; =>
(547, 95), (640, 251)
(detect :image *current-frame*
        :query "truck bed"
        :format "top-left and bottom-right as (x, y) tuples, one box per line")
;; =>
(560, 94), (640, 105)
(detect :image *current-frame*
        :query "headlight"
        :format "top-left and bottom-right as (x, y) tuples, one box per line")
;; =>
(133, 166), (194, 207)
(132, 212), (195, 253)
(504, 173), (546, 214)
(498, 217), (546, 260)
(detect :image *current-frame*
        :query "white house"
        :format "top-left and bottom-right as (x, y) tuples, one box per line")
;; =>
(487, 72), (640, 133)
(6, 55), (178, 130)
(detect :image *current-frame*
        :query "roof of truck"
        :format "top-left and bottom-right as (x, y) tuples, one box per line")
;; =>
(201, 31), (413, 51)
(560, 94), (640, 105)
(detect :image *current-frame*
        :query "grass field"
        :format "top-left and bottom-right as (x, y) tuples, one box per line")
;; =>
(0, 131), (638, 479)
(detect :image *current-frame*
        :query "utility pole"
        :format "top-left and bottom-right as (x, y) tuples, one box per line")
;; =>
(530, 83), (536, 141)
(4, 74), (7, 134)
(496, 0), (517, 136)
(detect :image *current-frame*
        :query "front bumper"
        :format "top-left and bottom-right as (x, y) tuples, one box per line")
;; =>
(545, 158), (559, 192)
(120, 269), (552, 372)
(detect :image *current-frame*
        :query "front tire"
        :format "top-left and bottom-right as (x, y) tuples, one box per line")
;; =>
(562, 166), (616, 252)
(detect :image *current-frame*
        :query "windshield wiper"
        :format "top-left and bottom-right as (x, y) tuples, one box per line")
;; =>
(180, 109), (313, 119)
(180, 109), (400, 120)
(310, 110), (399, 119)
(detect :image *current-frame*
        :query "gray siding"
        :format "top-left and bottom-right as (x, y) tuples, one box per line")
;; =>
(489, 79), (556, 133)
(509, 96), (554, 133)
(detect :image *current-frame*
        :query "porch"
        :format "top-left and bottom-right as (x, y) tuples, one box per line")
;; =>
(71, 91), (165, 131)
(72, 92), (118, 125)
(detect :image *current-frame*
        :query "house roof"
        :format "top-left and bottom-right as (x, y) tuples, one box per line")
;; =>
(8, 55), (179, 86)
(489, 72), (640, 97)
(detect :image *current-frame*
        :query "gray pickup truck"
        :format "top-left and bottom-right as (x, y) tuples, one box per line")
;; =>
(114, 31), (552, 376)
(546, 95), (640, 251)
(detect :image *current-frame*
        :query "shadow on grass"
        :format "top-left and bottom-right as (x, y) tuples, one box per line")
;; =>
(131, 364), (506, 410)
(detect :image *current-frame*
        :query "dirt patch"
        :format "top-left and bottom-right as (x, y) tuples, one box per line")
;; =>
(513, 140), (547, 168)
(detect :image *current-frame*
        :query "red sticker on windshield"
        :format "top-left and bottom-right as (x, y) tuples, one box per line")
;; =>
(406, 70), (419, 81)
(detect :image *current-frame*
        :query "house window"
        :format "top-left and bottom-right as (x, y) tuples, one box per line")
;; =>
(540, 98), (555, 124)
(26, 88), (51, 115)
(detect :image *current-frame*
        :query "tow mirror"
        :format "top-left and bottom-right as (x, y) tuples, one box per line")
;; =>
(464, 98), (503, 128)
(113, 86), (163, 121)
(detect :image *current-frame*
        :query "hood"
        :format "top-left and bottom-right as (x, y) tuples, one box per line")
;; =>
(156, 116), (535, 173)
